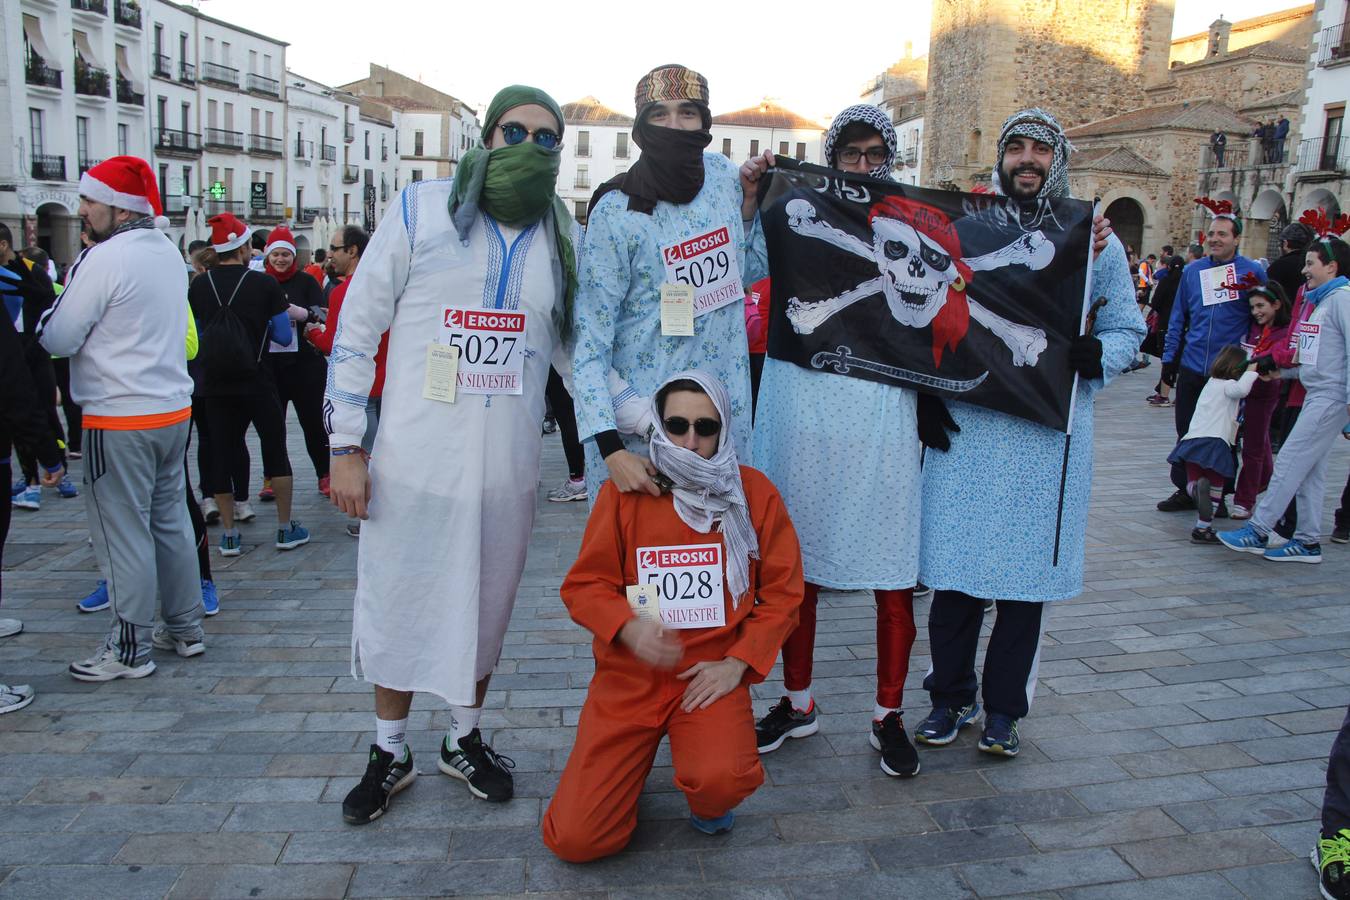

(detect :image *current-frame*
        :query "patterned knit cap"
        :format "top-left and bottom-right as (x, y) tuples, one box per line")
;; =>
(994, 107), (1074, 199)
(823, 104), (897, 180)
(634, 64), (709, 108)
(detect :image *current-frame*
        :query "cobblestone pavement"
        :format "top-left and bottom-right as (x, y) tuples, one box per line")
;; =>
(2, 373), (1348, 899)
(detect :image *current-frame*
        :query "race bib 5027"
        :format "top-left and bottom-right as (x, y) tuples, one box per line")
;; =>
(438, 308), (526, 395)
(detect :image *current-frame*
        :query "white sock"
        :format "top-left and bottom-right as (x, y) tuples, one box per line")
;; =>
(568, 475), (584, 485)
(874, 703), (901, 722)
(375, 717), (407, 759)
(787, 687), (812, 712)
(448, 705), (482, 745)
(1196, 517), (1210, 529)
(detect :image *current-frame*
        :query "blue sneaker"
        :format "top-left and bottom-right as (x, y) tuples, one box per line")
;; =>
(201, 579), (219, 616)
(276, 520), (310, 551)
(10, 478), (27, 498)
(57, 476), (78, 499)
(77, 580), (110, 613)
(219, 530), (242, 557)
(1217, 522), (1268, 555)
(914, 702), (981, 746)
(12, 486), (40, 510)
(689, 811), (734, 835)
(1264, 539), (1322, 564)
(978, 713), (1021, 757)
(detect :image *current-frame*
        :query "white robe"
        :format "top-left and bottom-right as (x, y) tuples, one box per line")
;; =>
(325, 178), (565, 705)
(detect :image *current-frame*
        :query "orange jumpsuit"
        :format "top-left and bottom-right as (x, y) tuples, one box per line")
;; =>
(542, 466), (803, 863)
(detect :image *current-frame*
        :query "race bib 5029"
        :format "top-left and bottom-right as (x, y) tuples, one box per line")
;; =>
(662, 227), (743, 318)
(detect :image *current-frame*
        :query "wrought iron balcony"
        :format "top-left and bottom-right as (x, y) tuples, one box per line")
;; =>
(246, 73), (279, 96)
(71, 0), (108, 14)
(162, 194), (190, 220)
(381, 147), (388, 162)
(342, 165), (359, 184)
(116, 77), (143, 106)
(902, 146), (919, 167)
(294, 138), (313, 159)
(204, 128), (244, 150)
(25, 56), (62, 89)
(201, 61), (239, 88)
(251, 202), (284, 221)
(1296, 136), (1349, 174)
(114, 0), (141, 27)
(32, 155), (67, 180)
(298, 207), (322, 224)
(179, 61), (195, 83)
(156, 128), (202, 155)
(344, 123), (355, 143)
(1317, 23), (1348, 66)
(75, 62), (111, 97)
(152, 53), (172, 78)
(78, 156), (103, 175)
(249, 133), (283, 156)
(203, 199), (245, 216)
(321, 144), (337, 163)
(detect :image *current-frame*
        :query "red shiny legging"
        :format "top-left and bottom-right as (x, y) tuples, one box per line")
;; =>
(780, 583), (916, 708)
(1234, 383), (1281, 509)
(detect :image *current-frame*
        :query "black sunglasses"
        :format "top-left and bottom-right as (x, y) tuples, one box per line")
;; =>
(664, 416), (721, 438)
(498, 122), (562, 151)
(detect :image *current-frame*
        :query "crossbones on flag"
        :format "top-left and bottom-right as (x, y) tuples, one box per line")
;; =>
(757, 159), (1095, 431)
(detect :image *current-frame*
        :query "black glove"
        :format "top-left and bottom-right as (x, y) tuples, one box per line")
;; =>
(1253, 354), (1279, 375)
(916, 392), (960, 452)
(1068, 335), (1104, 380)
(1161, 358), (1179, 387)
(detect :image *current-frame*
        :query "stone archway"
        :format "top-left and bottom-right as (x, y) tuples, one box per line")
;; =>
(32, 202), (82, 265)
(1104, 196), (1146, 258)
(1302, 189), (1342, 219)
(292, 233), (312, 267)
(1247, 189), (1288, 262)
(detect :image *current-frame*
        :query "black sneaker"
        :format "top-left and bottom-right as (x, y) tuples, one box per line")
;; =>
(1214, 499), (1230, 519)
(1313, 828), (1350, 899)
(914, 702), (980, 746)
(870, 712), (920, 777)
(343, 744), (416, 825)
(438, 729), (515, 802)
(1156, 489), (1195, 512)
(754, 696), (819, 754)
(978, 713), (1020, 757)
(1332, 524), (1349, 544)
(1190, 526), (1220, 544)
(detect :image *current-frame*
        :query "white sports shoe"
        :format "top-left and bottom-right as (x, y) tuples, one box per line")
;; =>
(152, 625), (205, 658)
(69, 645), (156, 682)
(0, 618), (23, 639)
(201, 496), (220, 524)
(0, 683), (35, 715)
(547, 478), (587, 502)
(234, 500), (257, 522)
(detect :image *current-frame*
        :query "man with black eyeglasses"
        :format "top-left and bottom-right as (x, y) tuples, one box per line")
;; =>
(326, 86), (577, 825)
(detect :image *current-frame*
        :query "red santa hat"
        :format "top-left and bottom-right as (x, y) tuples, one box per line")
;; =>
(208, 213), (252, 254)
(263, 225), (297, 257)
(78, 156), (163, 217)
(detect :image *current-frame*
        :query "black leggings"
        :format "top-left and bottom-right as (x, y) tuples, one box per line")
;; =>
(18, 357), (65, 485)
(52, 357), (82, 453)
(270, 355), (329, 481)
(545, 367), (584, 480)
(0, 461), (10, 606)
(200, 389), (292, 493)
(183, 430), (211, 583)
(193, 399), (249, 500)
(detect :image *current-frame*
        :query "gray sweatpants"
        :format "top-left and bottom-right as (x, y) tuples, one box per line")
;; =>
(1251, 395), (1350, 543)
(85, 421), (203, 663)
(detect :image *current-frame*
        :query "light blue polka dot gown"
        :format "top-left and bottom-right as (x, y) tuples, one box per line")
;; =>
(571, 152), (767, 499)
(919, 235), (1145, 602)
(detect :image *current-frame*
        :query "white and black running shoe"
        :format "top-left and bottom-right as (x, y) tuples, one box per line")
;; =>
(438, 729), (515, 802)
(870, 711), (920, 777)
(755, 696), (819, 754)
(342, 744), (416, 825)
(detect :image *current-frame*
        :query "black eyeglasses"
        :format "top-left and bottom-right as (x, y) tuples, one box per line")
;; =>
(328, 245), (348, 253)
(664, 416), (721, 437)
(836, 147), (889, 165)
(498, 122), (562, 151)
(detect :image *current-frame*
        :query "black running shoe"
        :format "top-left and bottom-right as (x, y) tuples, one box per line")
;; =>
(438, 729), (515, 802)
(1214, 499), (1230, 519)
(755, 696), (819, 754)
(914, 702), (980, 746)
(870, 712), (920, 777)
(343, 744), (416, 825)
(1191, 526), (1220, 544)
(1156, 489), (1195, 512)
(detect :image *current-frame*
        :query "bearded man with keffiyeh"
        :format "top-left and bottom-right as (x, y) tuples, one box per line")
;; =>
(324, 86), (578, 823)
(570, 64), (769, 502)
(914, 109), (1144, 758)
(543, 371), (803, 861)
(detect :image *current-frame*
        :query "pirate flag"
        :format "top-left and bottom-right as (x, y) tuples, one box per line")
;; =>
(757, 158), (1095, 431)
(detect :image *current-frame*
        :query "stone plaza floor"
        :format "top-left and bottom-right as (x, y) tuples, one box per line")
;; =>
(1, 372), (1348, 898)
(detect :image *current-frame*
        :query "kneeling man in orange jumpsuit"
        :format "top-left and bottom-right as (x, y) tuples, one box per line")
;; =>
(542, 370), (803, 862)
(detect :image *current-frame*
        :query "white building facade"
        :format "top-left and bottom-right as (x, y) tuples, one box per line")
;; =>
(4, 0), (150, 265)
(1292, 0), (1350, 218)
(144, 0), (287, 249)
(710, 102), (824, 169)
(558, 97), (634, 223)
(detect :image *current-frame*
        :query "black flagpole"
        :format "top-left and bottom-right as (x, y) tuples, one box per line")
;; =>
(1054, 199), (1104, 567)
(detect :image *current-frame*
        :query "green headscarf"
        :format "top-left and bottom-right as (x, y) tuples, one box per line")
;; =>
(450, 85), (576, 338)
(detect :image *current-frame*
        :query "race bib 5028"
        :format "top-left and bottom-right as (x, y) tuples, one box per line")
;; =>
(635, 543), (725, 629)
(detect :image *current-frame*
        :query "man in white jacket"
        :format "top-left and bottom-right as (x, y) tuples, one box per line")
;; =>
(38, 156), (204, 681)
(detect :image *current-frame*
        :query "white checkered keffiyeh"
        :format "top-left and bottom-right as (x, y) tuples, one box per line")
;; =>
(824, 104), (897, 180)
(993, 108), (1074, 199)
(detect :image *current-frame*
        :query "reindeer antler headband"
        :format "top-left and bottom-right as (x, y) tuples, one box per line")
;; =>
(1195, 197), (1237, 220)
(1299, 208), (1350, 244)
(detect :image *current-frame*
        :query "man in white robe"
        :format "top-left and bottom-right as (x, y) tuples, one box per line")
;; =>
(326, 86), (576, 824)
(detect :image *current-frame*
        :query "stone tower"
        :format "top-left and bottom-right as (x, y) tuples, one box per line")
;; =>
(923, 0), (1177, 188)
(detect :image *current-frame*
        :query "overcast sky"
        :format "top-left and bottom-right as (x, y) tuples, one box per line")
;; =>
(202, 0), (1305, 122)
